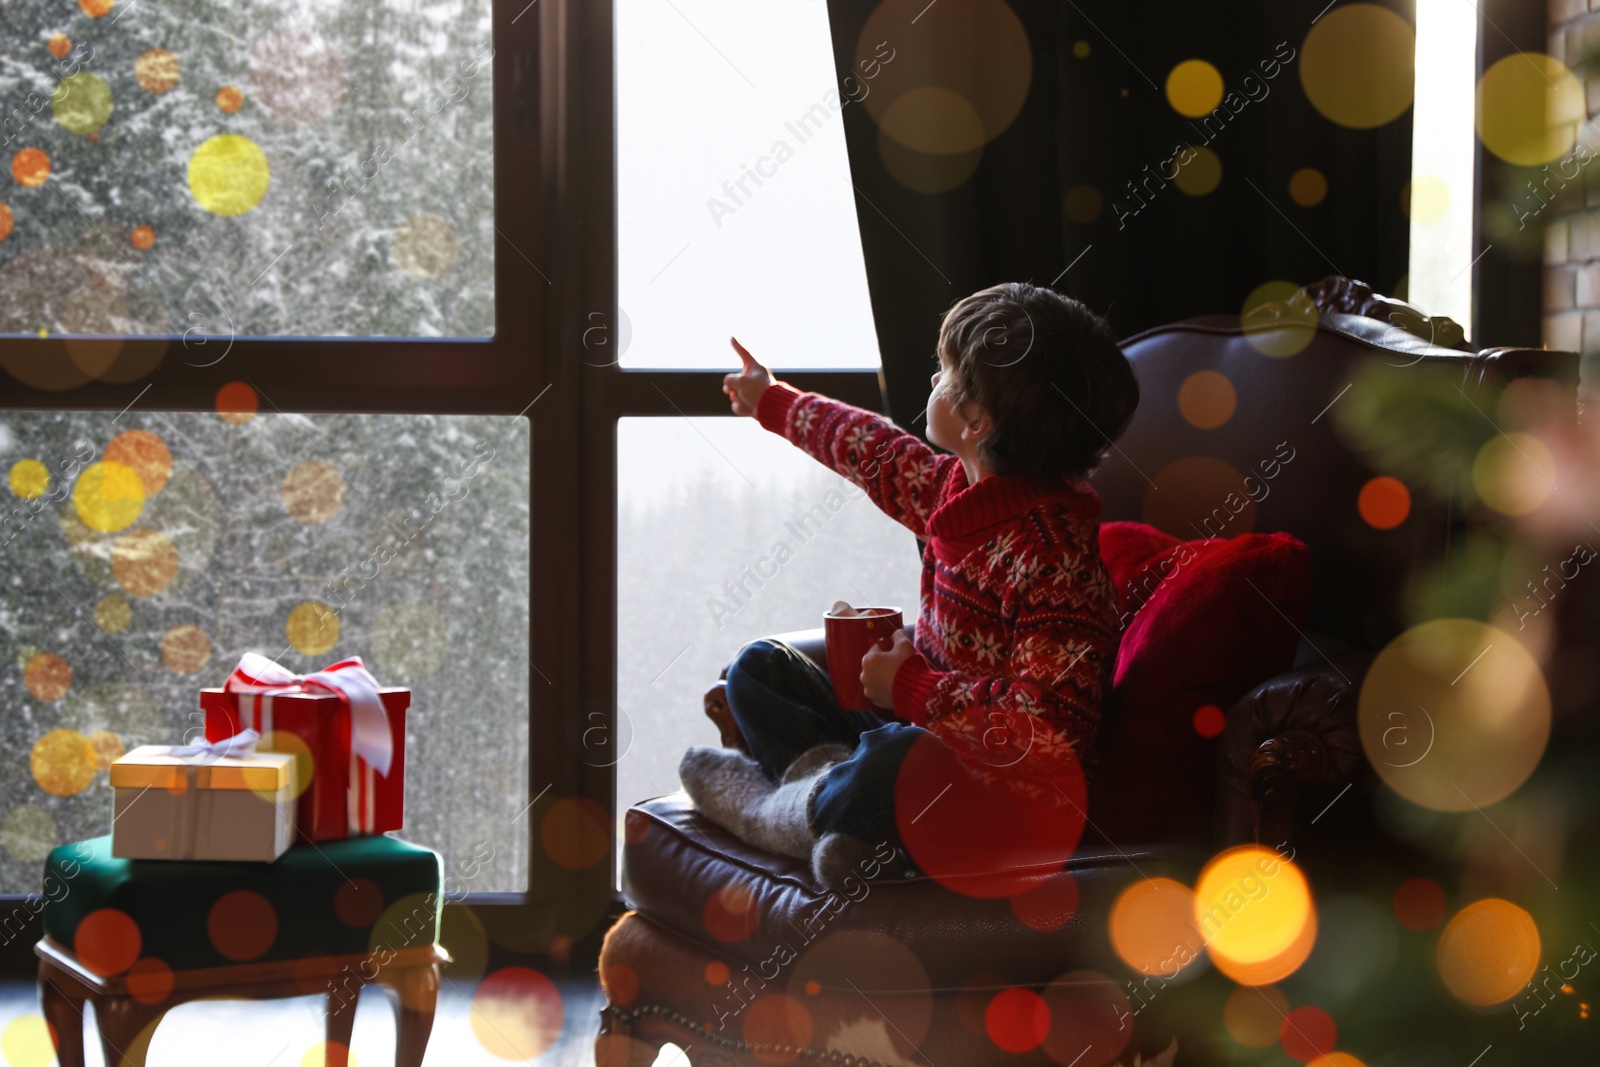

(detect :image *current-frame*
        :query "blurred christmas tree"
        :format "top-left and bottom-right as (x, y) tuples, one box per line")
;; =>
(0, 0), (493, 338)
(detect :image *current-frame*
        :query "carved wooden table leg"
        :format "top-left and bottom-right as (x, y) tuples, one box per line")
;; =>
(325, 988), (359, 1065)
(378, 963), (439, 1067)
(37, 962), (87, 1067)
(93, 994), (162, 1067)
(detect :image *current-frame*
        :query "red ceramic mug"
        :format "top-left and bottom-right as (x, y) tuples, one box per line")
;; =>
(824, 605), (904, 712)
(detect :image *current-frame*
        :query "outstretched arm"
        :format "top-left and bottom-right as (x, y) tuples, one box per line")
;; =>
(724, 337), (957, 539)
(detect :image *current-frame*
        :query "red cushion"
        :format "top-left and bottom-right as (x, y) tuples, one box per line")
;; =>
(1087, 522), (1311, 847)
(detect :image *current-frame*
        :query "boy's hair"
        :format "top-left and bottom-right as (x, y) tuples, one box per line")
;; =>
(935, 282), (1139, 483)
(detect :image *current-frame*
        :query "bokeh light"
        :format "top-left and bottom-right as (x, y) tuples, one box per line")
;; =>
(1174, 146), (1222, 196)
(11, 148), (50, 188)
(1178, 370), (1236, 429)
(1040, 970), (1133, 1067)
(1193, 704), (1226, 738)
(23, 652), (71, 701)
(75, 908), (141, 976)
(877, 125), (982, 194)
(188, 134), (270, 216)
(1300, 4), (1416, 128)
(1279, 1004), (1336, 1063)
(1436, 898), (1540, 1006)
(1289, 168), (1327, 207)
(371, 601), (448, 681)
(79, 0), (114, 15)
(130, 225), (156, 250)
(1241, 280), (1317, 357)
(393, 213), (461, 279)
(0, 1014), (55, 1067)
(703, 881), (759, 943)
(208, 890), (278, 961)
(248, 31), (347, 127)
(286, 600), (339, 656)
(1064, 184), (1103, 224)
(1403, 175), (1450, 223)
(134, 50), (180, 94)
(1224, 984), (1289, 1047)
(74, 461), (145, 532)
(8, 458), (47, 498)
(1476, 53), (1583, 167)
(1110, 877), (1205, 976)
(334, 878), (385, 928)
(1392, 877), (1446, 931)
(0, 202), (11, 242)
(88, 729), (124, 771)
(105, 430), (172, 496)
(1195, 847), (1317, 986)
(1166, 60), (1223, 118)
(95, 594), (132, 633)
(1359, 619), (1550, 811)
(1311, 1055), (1367, 1067)
(1, 804), (59, 862)
(127, 957), (174, 1005)
(856, 0), (1031, 154)
(281, 460), (346, 523)
(112, 528), (179, 596)
(216, 381), (258, 423)
(52, 73), (113, 135)
(985, 988), (1049, 1054)
(1142, 455), (1257, 536)
(470, 967), (564, 1059)
(745, 994), (814, 1062)
(48, 35), (72, 58)
(160, 623), (212, 674)
(1358, 476), (1410, 529)
(540, 796), (611, 869)
(1472, 432), (1556, 515)
(30, 729), (96, 796)
(216, 85), (244, 114)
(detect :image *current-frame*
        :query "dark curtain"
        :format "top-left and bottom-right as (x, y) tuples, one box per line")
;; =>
(823, 0), (1415, 427)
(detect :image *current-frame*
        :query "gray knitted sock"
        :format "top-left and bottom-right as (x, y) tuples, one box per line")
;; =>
(679, 744), (849, 860)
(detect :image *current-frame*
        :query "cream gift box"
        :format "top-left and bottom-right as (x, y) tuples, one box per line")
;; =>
(109, 732), (298, 862)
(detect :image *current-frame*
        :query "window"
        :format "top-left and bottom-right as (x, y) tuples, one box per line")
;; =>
(1407, 0), (1478, 337)
(0, 0), (493, 339)
(615, 416), (922, 816)
(616, 0), (879, 370)
(611, 0), (912, 877)
(0, 410), (530, 894)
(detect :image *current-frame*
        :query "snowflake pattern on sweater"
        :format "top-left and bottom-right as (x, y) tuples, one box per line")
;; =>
(754, 382), (1121, 810)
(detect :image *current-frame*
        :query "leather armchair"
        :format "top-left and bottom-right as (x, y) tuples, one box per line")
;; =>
(595, 280), (1580, 1067)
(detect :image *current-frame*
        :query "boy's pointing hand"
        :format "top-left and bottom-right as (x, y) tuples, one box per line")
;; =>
(723, 336), (773, 417)
(860, 628), (914, 712)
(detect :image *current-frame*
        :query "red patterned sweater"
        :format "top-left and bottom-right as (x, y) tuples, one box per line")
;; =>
(755, 381), (1121, 809)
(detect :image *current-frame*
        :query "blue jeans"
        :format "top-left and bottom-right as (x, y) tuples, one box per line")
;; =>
(723, 638), (927, 850)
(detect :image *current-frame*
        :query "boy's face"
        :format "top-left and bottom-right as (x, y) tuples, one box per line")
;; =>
(926, 353), (985, 459)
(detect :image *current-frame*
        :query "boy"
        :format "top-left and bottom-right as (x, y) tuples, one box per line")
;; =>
(679, 282), (1139, 888)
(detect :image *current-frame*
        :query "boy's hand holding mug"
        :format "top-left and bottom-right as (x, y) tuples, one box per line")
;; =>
(859, 628), (915, 711)
(723, 337), (772, 416)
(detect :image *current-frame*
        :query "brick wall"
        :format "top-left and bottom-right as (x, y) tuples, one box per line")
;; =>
(1547, 0), (1600, 389)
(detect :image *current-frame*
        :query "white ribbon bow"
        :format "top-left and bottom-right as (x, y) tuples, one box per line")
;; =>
(226, 652), (395, 777)
(169, 729), (261, 761)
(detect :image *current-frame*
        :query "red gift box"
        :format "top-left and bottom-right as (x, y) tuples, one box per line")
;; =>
(201, 654), (408, 843)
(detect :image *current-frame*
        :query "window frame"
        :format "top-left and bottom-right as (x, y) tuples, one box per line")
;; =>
(0, 0), (892, 975)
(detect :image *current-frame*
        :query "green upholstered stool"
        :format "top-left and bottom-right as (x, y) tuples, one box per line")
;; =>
(35, 835), (448, 1067)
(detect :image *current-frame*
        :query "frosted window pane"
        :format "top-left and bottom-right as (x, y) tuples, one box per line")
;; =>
(616, 0), (880, 370)
(0, 411), (528, 893)
(615, 416), (923, 823)
(0, 0), (493, 338)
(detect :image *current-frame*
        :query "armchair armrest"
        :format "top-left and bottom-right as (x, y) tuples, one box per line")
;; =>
(1215, 654), (1375, 851)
